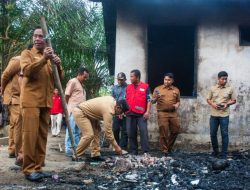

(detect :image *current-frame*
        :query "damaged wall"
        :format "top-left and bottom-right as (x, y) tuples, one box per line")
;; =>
(114, 3), (250, 151)
(115, 6), (147, 82)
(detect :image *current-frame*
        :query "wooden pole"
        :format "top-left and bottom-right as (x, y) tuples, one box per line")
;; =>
(40, 16), (78, 160)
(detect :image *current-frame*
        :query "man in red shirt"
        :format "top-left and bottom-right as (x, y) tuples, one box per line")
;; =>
(50, 88), (63, 137)
(126, 69), (151, 155)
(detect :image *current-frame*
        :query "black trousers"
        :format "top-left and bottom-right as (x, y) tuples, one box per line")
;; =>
(112, 116), (128, 149)
(126, 115), (149, 154)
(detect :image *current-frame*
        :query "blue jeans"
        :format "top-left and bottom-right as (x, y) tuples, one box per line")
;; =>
(210, 116), (229, 155)
(65, 113), (80, 155)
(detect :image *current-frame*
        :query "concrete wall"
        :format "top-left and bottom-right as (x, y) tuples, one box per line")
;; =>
(114, 6), (250, 151)
(115, 5), (147, 82)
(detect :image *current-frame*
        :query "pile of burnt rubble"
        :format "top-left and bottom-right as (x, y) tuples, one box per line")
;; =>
(2, 150), (250, 190)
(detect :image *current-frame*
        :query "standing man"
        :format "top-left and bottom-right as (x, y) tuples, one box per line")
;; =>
(126, 69), (151, 155)
(64, 67), (89, 156)
(20, 26), (64, 181)
(73, 96), (129, 160)
(112, 72), (128, 149)
(1, 56), (22, 159)
(152, 73), (180, 156)
(50, 88), (63, 137)
(207, 71), (236, 159)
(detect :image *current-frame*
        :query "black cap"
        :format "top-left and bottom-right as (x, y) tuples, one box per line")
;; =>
(117, 72), (126, 80)
(117, 99), (130, 112)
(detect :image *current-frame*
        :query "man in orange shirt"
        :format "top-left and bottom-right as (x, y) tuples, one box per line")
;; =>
(152, 73), (180, 156)
(20, 26), (64, 181)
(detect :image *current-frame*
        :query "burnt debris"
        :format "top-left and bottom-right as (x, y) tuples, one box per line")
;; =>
(1, 150), (249, 190)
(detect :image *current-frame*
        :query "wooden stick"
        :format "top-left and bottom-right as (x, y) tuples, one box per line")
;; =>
(40, 16), (78, 160)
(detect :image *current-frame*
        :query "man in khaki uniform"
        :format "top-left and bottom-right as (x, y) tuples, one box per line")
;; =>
(152, 73), (180, 156)
(73, 96), (129, 161)
(20, 26), (64, 181)
(207, 71), (236, 159)
(1, 56), (22, 159)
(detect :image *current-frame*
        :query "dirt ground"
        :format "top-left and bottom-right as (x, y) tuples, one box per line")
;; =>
(0, 129), (84, 189)
(0, 129), (250, 190)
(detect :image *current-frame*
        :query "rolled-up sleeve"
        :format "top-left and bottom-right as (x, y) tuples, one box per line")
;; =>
(207, 87), (213, 100)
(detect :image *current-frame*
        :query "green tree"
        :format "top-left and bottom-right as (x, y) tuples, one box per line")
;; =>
(43, 0), (111, 98)
(0, 0), (40, 74)
(0, 0), (111, 98)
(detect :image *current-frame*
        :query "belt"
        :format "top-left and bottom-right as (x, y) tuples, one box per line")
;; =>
(157, 110), (175, 113)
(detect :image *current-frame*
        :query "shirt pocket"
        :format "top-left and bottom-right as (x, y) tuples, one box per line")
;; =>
(223, 92), (231, 99)
(212, 92), (219, 98)
(171, 91), (178, 100)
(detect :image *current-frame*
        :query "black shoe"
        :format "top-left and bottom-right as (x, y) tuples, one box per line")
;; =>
(220, 153), (227, 159)
(211, 151), (219, 157)
(25, 172), (43, 182)
(72, 156), (84, 162)
(164, 152), (169, 157)
(90, 156), (105, 162)
(38, 171), (52, 178)
(15, 160), (23, 167)
(131, 151), (138, 155)
(9, 154), (16, 158)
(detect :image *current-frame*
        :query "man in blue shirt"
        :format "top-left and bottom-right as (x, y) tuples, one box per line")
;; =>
(112, 72), (128, 149)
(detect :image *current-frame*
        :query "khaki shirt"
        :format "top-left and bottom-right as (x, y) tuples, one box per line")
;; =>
(1, 56), (21, 105)
(153, 85), (180, 117)
(207, 84), (236, 117)
(20, 47), (64, 108)
(78, 96), (116, 145)
(65, 78), (86, 114)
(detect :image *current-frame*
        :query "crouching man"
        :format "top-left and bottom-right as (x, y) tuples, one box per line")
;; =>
(72, 96), (129, 161)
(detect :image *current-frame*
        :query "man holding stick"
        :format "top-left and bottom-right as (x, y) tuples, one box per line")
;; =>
(20, 26), (64, 181)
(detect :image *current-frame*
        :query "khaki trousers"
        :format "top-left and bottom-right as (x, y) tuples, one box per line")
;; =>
(22, 107), (49, 175)
(8, 105), (22, 156)
(158, 113), (180, 153)
(73, 109), (101, 157)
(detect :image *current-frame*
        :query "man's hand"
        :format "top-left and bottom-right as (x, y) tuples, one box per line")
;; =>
(221, 103), (229, 110)
(118, 114), (124, 119)
(114, 144), (122, 155)
(211, 103), (220, 110)
(173, 103), (179, 110)
(151, 94), (161, 104)
(43, 47), (54, 60)
(143, 111), (150, 120)
(51, 54), (61, 67)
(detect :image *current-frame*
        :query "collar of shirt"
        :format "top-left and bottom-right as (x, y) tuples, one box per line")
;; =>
(163, 85), (174, 90)
(32, 47), (43, 54)
(75, 77), (83, 85)
(133, 81), (142, 88)
(117, 82), (127, 87)
(216, 84), (229, 89)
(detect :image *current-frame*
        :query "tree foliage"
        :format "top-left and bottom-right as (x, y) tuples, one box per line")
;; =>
(0, 0), (111, 98)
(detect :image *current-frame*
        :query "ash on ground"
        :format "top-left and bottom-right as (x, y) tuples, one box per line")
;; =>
(2, 150), (249, 190)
